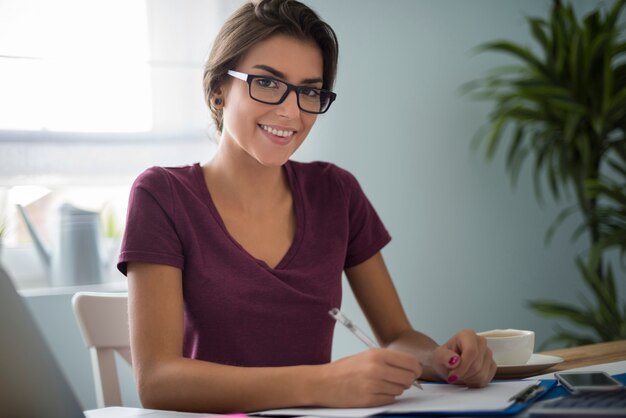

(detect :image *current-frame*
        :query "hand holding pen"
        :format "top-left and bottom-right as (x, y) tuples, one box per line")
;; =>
(329, 308), (423, 390)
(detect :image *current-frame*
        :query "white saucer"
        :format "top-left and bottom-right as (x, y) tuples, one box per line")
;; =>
(495, 354), (564, 378)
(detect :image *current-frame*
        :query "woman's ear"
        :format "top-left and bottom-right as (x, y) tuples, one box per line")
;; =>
(212, 86), (225, 109)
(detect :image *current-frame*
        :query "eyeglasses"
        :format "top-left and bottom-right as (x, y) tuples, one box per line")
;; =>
(227, 70), (337, 114)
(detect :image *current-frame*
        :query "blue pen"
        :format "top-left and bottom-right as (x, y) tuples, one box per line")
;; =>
(329, 308), (424, 390)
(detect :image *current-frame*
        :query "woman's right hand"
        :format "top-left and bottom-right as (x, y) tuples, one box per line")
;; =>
(315, 348), (422, 407)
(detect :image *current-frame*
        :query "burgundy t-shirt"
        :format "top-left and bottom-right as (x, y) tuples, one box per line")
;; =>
(118, 160), (391, 367)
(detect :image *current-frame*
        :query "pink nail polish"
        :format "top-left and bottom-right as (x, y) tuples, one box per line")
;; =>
(448, 356), (460, 366)
(447, 374), (459, 384)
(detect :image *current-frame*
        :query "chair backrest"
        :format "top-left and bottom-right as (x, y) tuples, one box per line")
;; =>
(71, 292), (130, 408)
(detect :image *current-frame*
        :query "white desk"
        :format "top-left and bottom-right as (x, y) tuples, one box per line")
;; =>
(84, 361), (626, 418)
(85, 407), (210, 418)
(85, 341), (626, 418)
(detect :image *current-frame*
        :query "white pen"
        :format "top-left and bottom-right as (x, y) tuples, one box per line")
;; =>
(329, 308), (423, 390)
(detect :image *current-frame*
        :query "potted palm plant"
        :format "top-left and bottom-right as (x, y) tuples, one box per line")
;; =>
(465, 0), (626, 347)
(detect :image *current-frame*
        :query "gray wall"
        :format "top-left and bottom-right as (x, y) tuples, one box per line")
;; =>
(21, 0), (626, 411)
(300, 0), (624, 358)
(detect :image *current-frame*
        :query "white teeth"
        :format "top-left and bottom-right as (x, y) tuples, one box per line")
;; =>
(261, 124), (294, 138)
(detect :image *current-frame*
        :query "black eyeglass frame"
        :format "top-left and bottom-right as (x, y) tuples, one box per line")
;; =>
(227, 70), (337, 114)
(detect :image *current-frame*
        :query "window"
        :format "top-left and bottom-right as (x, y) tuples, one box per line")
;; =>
(0, 0), (241, 289)
(0, 0), (152, 132)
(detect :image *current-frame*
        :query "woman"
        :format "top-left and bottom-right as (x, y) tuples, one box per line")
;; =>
(118, 0), (496, 413)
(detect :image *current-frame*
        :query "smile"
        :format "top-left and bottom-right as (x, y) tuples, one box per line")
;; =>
(259, 124), (295, 138)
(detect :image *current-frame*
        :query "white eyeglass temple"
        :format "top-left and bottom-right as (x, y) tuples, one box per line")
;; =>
(227, 70), (248, 81)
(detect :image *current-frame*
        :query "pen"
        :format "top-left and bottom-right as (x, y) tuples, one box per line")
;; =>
(328, 308), (423, 390)
(508, 382), (545, 403)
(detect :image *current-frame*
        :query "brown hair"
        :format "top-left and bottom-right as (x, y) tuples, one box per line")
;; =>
(203, 0), (339, 133)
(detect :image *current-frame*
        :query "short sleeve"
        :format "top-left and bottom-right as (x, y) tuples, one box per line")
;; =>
(117, 168), (185, 275)
(333, 167), (391, 268)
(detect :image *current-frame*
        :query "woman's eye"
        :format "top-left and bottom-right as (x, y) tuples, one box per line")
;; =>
(301, 88), (320, 98)
(255, 78), (278, 89)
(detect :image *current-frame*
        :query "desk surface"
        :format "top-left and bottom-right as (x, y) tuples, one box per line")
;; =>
(85, 340), (626, 418)
(541, 340), (626, 373)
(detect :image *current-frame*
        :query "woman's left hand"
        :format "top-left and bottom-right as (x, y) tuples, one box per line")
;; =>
(431, 329), (497, 388)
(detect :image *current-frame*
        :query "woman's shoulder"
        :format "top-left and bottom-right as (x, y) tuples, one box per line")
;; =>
(287, 160), (356, 183)
(287, 160), (363, 202)
(132, 163), (202, 191)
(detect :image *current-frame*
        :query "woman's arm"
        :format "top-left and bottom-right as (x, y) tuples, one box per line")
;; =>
(345, 252), (496, 387)
(128, 261), (320, 412)
(128, 261), (422, 412)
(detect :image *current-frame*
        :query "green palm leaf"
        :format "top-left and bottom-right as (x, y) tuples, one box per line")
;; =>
(465, 0), (626, 348)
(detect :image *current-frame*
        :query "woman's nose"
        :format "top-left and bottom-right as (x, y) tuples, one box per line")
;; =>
(276, 90), (300, 118)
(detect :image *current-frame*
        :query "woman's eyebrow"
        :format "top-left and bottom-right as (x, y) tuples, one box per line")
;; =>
(252, 64), (323, 85)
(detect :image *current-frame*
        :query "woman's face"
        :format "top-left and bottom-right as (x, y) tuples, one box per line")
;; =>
(219, 34), (324, 167)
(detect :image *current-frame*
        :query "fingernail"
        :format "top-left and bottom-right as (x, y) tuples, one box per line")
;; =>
(448, 356), (460, 366)
(447, 374), (459, 384)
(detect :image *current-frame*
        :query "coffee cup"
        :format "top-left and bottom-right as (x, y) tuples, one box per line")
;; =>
(477, 329), (535, 366)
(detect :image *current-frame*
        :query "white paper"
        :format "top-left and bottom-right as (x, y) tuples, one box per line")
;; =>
(255, 380), (535, 417)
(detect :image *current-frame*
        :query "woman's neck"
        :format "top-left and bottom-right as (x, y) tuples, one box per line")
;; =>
(202, 138), (290, 212)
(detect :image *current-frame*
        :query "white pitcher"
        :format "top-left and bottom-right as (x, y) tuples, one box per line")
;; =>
(17, 203), (108, 286)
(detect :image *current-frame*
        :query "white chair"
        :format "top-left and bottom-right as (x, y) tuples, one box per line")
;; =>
(71, 292), (131, 408)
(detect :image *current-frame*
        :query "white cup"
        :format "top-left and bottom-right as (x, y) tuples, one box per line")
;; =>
(477, 329), (535, 366)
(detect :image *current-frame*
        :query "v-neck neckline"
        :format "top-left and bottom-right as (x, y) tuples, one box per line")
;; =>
(194, 161), (304, 271)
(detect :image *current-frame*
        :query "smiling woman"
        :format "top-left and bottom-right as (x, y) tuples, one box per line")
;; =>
(117, 0), (497, 413)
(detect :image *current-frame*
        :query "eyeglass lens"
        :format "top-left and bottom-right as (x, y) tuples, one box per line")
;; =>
(249, 77), (332, 113)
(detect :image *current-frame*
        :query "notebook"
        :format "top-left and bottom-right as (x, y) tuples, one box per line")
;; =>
(0, 266), (85, 417)
(0, 267), (210, 418)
